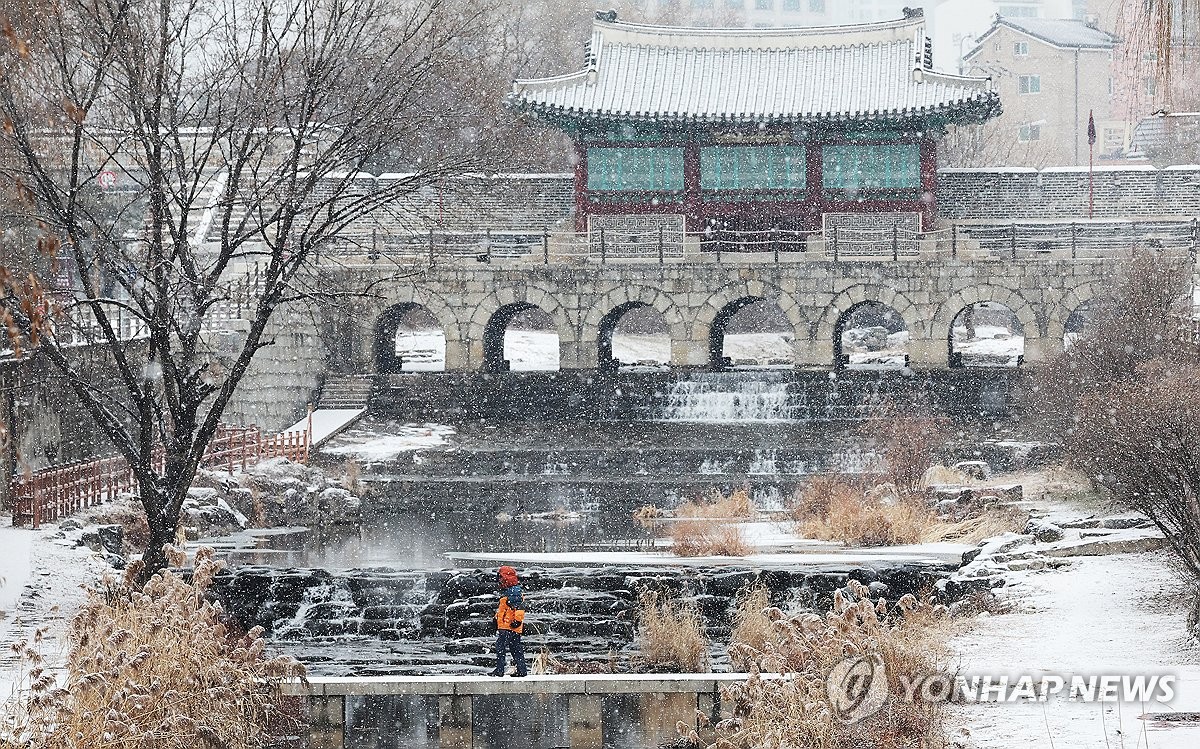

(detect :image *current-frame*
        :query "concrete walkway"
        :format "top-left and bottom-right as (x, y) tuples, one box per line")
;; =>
(282, 672), (761, 697)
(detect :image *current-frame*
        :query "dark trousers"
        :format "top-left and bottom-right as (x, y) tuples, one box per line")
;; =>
(494, 629), (527, 675)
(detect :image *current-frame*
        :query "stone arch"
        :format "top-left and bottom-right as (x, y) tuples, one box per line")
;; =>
(372, 303), (449, 373)
(371, 289), (460, 373)
(930, 285), (1040, 342)
(581, 285), (687, 338)
(374, 286), (462, 343)
(690, 281), (806, 346)
(596, 303), (674, 370)
(1045, 283), (1102, 342)
(832, 300), (913, 369)
(815, 285), (922, 345)
(583, 285), (687, 370)
(695, 282), (805, 369)
(468, 285), (577, 371)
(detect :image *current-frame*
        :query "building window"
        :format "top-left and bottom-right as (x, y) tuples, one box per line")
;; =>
(1018, 74), (1041, 94)
(809, 0), (825, 11)
(1018, 123), (1042, 141)
(725, 0), (742, 7)
(587, 147), (685, 193)
(1014, 41), (1029, 56)
(694, 0), (714, 6)
(1102, 127), (1125, 152)
(783, 0), (799, 9)
(755, 0), (772, 8)
(1145, 77), (1158, 96)
(822, 145), (920, 194)
(700, 146), (807, 191)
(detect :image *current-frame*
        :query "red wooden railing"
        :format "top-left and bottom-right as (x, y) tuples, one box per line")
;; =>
(9, 424), (310, 529)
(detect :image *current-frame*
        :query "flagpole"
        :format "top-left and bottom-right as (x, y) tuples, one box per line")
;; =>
(1089, 141), (1094, 219)
(1088, 109), (1096, 219)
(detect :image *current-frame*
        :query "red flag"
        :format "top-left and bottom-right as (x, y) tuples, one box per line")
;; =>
(1087, 110), (1097, 146)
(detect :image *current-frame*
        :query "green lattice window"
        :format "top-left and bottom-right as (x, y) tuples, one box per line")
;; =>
(700, 146), (807, 191)
(587, 147), (684, 193)
(822, 145), (920, 194)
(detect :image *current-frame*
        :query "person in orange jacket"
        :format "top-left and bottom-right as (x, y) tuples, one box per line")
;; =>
(488, 565), (528, 677)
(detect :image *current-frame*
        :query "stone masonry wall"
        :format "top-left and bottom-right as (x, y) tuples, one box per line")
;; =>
(339, 256), (1130, 372)
(220, 303), (327, 433)
(938, 166), (1200, 221)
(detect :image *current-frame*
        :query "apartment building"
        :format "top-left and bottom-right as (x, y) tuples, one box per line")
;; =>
(963, 16), (1121, 165)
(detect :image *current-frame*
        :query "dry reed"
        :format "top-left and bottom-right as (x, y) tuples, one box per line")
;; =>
(676, 488), (755, 519)
(670, 520), (754, 557)
(635, 590), (709, 673)
(0, 547), (303, 749)
(796, 481), (932, 547)
(715, 580), (953, 749)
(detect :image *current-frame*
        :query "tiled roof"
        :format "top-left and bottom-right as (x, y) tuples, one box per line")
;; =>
(968, 17), (1118, 55)
(509, 14), (999, 126)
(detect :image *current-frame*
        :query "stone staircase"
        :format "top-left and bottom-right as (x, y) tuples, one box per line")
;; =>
(317, 375), (376, 410)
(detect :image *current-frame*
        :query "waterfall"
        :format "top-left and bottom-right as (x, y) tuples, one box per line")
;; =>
(660, 373), (807, 421)
(747, 450), (778, 475)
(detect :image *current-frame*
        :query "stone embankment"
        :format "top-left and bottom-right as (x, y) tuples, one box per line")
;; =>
(214, 562), (968, 675)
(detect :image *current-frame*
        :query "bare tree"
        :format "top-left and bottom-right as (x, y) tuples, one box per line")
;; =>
(1031, 248), (1191, 437)
(0, 0), (506, 576)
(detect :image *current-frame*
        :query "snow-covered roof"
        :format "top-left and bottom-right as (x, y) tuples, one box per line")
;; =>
(509, 12), (1000, 127)
(966, 18), (1118, 57)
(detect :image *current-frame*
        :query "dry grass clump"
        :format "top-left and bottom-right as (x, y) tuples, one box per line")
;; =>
(676, 488), (755, 519)
(0, 547), (303, 749)
(715, 580), (952, 749)
(670, 520), (754, 557)
(795, 480), (933, 547)
(531, 646), (616, 675)
(794, 476), (1024, 547)
(729, 585), (776, 656)
(921, 509), (1026, 545)
(635, 590), (709, 673)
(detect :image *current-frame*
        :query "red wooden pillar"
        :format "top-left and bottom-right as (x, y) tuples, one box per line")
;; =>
(573, 139), (588, 233)
(919, 138), (938, 230)
(806, 141), (825, 232)
(683, 140), (702, 232)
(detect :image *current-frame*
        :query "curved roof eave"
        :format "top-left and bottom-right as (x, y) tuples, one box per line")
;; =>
(511, 93), (1001, 128)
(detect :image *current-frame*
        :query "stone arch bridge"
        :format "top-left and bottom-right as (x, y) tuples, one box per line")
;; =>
(328, 257), (1136, 373)
(326, 254), (1132, 374)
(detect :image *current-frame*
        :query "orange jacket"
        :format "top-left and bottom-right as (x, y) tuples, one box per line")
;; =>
(495, 566), (525, 634)
(496, 593), (525, 634)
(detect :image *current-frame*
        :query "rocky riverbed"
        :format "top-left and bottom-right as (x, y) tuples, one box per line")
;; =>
(212, 560), (979, 675)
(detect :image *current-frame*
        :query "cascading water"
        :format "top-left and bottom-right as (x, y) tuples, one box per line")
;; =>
(748, 449), (778, 475)
(660, 372), (808, 421)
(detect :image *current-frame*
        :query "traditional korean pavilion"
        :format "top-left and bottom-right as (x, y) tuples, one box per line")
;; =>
(509, 9), (1001, 234)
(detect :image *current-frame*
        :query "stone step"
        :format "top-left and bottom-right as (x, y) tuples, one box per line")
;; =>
(318, 375), (376, 409)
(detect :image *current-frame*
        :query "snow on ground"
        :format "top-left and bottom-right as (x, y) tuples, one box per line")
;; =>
(845, 329), (912, 369)
(321, 422), (456, 463)
(611, 333), (670, 366)
(503, 330), (560, 371)
(723, 332), (795, 366)
(283, 408), (365, 446)
(949, 551), (1200, 748)
(0, 519), (107, 699)
(446, 542), (973, 570)
(394, 331), (446, 371)
(953, 324), (1025, 366)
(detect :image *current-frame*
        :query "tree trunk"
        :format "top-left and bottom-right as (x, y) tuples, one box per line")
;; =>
(137, 483), (182, 583)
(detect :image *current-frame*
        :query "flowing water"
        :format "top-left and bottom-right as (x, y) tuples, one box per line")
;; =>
(214, 371), (1031, 748)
